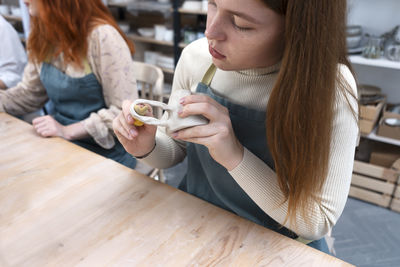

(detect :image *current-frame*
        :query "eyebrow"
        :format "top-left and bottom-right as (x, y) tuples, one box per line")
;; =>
(208, 0), (262, 25)
(228, 10), (262, 25)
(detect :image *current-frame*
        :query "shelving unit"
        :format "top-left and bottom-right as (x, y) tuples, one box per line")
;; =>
(159, 66), (174, 74)
(3, 14), (21, 22)
(361, 127), (400, 147)
(349, 55), (400, 70)
(178, 8), (207, 15)
(127, 33), (174, 47)
(107, 1), (207, 76)
(1, 0), (25, 44)
(351, 55), (400, 147)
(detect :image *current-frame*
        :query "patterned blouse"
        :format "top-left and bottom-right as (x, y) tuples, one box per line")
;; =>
(0, 24), (138, 149)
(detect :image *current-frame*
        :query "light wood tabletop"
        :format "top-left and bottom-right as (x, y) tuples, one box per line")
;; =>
(0, 113), (353, 266)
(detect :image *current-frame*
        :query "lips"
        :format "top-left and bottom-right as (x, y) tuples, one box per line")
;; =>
(209, 45), (226, 60)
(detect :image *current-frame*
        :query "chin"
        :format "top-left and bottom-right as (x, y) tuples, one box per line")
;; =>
(212, 59), (237, 71)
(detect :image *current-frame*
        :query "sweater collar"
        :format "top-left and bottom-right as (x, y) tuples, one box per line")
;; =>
(236, 61), (281, 76)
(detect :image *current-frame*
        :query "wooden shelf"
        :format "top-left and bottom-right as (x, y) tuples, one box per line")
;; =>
(3, 14), (22, 22)
(362, 127), (400, 147)
(107, 1), (130, 8)
(178, 42), (187, 48)
(178, 8), (207, 15)
(127, 33), (173, 46)
(160, 67), (174, 74)
(128, 33), (188, 49)
(349, 55), (400, 70)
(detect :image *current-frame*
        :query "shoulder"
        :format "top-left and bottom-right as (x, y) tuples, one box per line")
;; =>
(0, 15), (18, 39)
(176, 38), (212, 85)
(337, 64), (357, 96)
(88, 24), (124, 44)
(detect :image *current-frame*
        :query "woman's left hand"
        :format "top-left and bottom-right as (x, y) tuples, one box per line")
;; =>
(173, 94), (244, 171)
(32, 115), (68, 139)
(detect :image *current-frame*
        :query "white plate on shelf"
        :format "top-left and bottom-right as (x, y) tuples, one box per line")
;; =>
(138, 28), (155, 38)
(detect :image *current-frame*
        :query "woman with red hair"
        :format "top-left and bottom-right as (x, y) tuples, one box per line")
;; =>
(0, 0), (138, 168)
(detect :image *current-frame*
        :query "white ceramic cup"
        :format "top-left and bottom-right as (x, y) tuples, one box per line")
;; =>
(154, 24), (166, 41)
(130, 89), (208, 134)
(163, 29), (173, 42)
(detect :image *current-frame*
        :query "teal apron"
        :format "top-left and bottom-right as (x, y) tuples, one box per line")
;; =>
(39, 61), (136, 169)
(179, 65), (329, 253)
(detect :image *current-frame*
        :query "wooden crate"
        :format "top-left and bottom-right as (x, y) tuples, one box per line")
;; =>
(359, 98), (385, 135)
(391, 185), (400, 212)
(349, 160), (399, 208)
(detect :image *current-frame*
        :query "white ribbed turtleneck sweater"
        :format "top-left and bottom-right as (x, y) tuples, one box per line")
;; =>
(141, 38), (359, 240)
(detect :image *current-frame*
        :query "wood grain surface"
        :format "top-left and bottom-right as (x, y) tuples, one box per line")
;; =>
(0, 113), (353, 266)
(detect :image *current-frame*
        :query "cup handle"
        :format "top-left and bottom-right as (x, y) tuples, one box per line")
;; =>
(129, 99), (171, 127)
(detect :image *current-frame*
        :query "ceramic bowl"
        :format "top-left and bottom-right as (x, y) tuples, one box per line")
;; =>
(138, 27), (155, 38)
(346, 25), (362, 36)
(347, 35), (362, 49)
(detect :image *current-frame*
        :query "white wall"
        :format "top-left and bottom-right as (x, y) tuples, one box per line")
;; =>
(348, 0), (400, 35)
(348, 0), (400, 102)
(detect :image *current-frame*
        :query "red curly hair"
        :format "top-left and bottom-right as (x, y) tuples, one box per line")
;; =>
(27, 0), (134, 67)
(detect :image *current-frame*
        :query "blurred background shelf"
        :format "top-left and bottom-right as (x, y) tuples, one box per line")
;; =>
(178, 8), (207, 15)
(128, 33), (174, 46)
(361, 127), (400, 147)
(349, 55), (400, 70)
(3, 14), (22, 22)
(159, 67), (174, 74)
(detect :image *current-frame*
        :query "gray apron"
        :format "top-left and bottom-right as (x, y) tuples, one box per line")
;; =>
(39, 62), (136, 169)
(179, 64), (329, 252)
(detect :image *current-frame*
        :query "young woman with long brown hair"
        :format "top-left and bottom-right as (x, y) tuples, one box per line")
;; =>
(113, 0), (359, 252)
(0, 0), (138, 168)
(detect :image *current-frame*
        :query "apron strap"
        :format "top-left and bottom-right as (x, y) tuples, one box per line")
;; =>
(296, 236), (313, 245)
(199, 62), (315, 246)
(83, 59), (92, 75)
(43, 56), (92, 75)
(201, 64), (217, 86)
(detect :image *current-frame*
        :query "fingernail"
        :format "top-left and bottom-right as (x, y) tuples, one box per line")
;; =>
(171, 132), (178, 138)
(127, 115), (133, 123)
(179, 97), (185, 104)
(130, 129), (137, 137)
(178, 110), (183, 116)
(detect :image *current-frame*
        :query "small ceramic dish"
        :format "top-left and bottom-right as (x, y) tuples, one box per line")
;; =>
(138, 28), (155, 38)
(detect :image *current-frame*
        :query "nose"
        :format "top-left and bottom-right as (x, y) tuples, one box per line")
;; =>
(205, 12), (227, 41)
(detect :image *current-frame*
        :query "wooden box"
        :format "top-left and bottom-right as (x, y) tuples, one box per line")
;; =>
(377, 111), (400, 141)
(391, 185), (400, 213)
(359, 99), (385, 135)
(349, 160), (399, 208)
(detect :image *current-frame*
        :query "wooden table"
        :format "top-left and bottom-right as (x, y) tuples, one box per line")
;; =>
(0, 113), (353, 266)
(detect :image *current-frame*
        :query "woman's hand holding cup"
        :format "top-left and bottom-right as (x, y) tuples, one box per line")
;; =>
(113, 100), (157, 157)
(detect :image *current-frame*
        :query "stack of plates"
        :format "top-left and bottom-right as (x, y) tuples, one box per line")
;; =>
(156, 55), (174, 69)
(346, 25), (364, 54)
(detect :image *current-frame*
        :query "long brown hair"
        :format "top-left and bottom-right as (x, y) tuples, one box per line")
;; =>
(27, 0), (134, 68)
(263, 0), (356, 226)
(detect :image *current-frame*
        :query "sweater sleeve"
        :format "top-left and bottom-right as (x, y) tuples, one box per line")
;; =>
(0, 18), (27, 88)
(0, 61), (48, 115)
(229, 65), (359, 240)
(137, 43), (199, 168)
(83, 25), (138, 149)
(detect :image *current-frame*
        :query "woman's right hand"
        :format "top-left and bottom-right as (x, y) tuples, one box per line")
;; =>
(113, 100), (157, 157)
